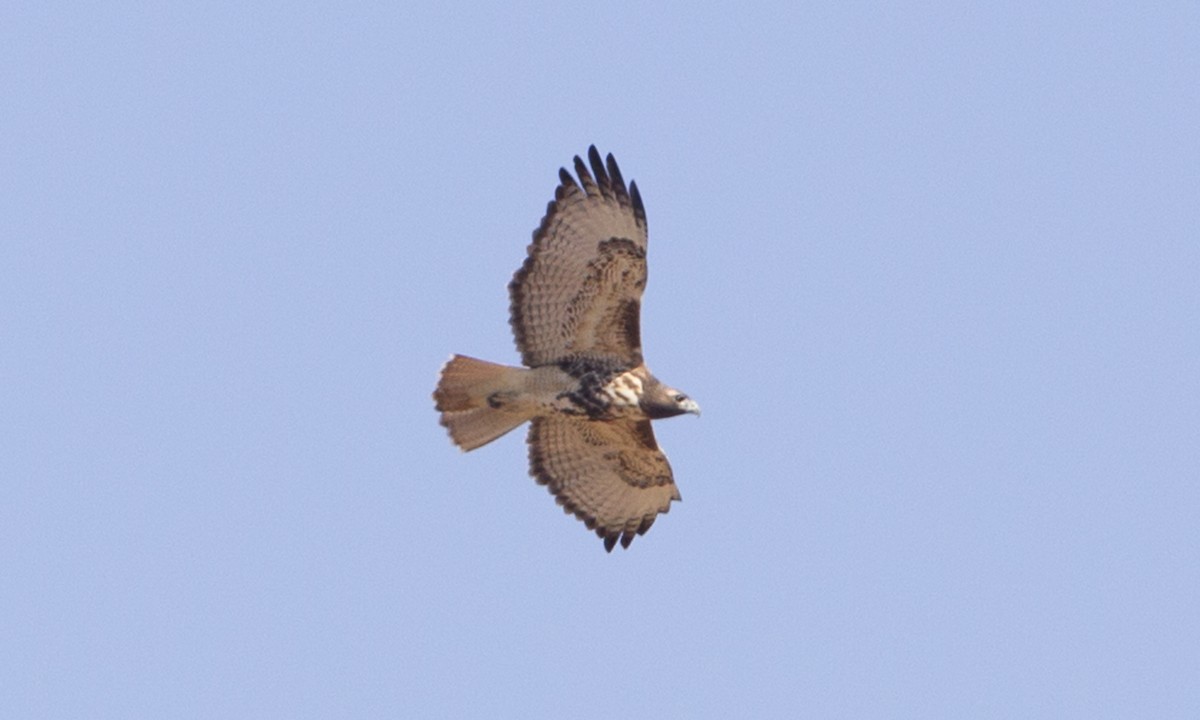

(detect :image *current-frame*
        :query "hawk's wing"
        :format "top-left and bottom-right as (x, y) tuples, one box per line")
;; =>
(509, 146), (649, 368)
(528, 416), (680, 551)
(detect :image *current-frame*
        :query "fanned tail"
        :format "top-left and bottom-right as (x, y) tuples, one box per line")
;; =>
(433, 355), (533, 451)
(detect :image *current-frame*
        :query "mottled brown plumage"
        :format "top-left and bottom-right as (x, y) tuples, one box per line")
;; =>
(434, 146), (698, 551)
(509, 148), (649, 368)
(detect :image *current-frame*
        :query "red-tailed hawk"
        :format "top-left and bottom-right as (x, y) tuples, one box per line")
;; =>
(434, 146), (699, 551)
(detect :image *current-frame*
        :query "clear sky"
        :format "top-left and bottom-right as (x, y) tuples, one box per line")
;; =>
(3, 2), (1198, 718)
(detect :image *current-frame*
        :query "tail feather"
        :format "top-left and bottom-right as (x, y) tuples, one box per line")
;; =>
(439, 406), (529, 452)
(434, 354), (534, 451)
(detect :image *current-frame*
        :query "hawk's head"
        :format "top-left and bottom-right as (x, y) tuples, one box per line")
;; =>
(641, 382), (701, 420)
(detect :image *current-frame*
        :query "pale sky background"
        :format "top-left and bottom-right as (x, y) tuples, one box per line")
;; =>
(3, 2), (1198, 718)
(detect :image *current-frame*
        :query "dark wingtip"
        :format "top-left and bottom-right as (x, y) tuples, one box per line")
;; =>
(603, 534), (617, 552)
(588, 145), (612, 196)
(573, 154), (593, 192)
(605, 153), (627, 197)
(629, 180), (646, 225)
(558, 167), (577, 188)
(636, 515), (656, 536)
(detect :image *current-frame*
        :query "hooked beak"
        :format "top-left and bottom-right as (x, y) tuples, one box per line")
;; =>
(680, 398), (701, 417)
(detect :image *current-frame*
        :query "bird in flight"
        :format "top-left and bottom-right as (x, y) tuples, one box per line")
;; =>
(434, 146), (699, 551)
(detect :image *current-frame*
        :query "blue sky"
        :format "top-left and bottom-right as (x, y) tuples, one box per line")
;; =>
(3, 2), (1198, 717)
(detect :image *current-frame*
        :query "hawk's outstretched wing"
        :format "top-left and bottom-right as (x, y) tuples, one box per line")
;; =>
(527, 415), (681, 551)
(509, 146), (649, 368)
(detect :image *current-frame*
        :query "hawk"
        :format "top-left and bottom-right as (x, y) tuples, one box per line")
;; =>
(433, 146), (699, 551)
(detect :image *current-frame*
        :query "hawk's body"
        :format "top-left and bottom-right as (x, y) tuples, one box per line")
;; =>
(434, 147), (698, 551)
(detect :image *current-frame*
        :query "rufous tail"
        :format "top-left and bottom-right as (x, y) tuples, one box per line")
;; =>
(433, 354), (533, 451)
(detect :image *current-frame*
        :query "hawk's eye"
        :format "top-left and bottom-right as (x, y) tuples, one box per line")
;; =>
(674, 394), (688, 403)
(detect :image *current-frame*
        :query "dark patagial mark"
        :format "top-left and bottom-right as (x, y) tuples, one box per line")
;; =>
(596, 236), (646, 262)
(617, 299), (641, 352)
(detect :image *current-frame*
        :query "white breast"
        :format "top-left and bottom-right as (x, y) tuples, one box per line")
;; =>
(602, 372), (644, 409)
